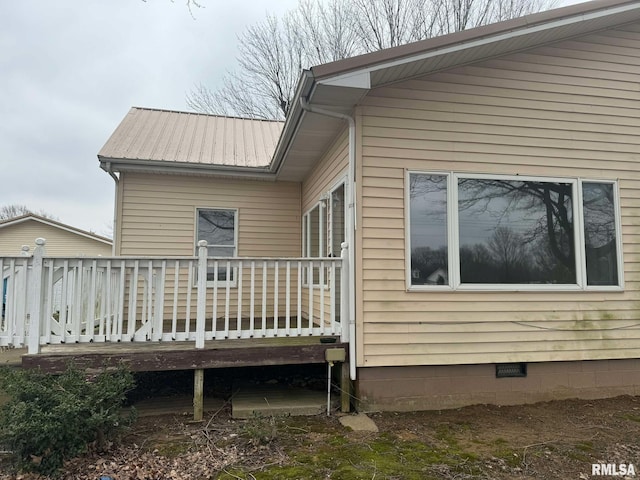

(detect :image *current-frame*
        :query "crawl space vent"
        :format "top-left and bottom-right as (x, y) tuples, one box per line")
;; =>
(495, 363), (527, 378)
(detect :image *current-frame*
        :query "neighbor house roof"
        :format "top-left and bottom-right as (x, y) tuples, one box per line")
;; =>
(99, 0), (640, 181)
(98, 107), (283, 173)
(0, 214), (112, 245)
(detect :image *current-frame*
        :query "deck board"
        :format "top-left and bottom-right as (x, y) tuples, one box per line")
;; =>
(22, 336), (347, 373)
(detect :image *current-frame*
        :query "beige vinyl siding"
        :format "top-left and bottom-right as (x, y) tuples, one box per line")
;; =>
(301, 130), (349, 323)
(117, 172), (302, 321)
(0, 221), (111, 257)
(358, 25), (640, 367)
(118, 173), (300, 257)
(302, 130), (349, 213)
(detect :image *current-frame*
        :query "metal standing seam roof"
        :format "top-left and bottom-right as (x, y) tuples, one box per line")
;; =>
(98, 107), (284, 168)
(98, 0), (640, 180)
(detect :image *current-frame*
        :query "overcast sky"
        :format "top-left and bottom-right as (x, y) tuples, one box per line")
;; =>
(1, 0), (585, 238)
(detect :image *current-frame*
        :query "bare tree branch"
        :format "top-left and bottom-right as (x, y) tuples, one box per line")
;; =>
(187, 0), (559, 119)
(0, 204), (58, 221)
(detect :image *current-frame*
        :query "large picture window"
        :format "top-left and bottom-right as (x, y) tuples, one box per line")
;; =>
(458, 178), (576, 285)
(407, 172), (622, 290)
(196, 208), (237, 283)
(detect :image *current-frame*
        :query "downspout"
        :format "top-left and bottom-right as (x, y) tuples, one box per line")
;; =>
(104, 162), (119, 256)
(104, 161), (119, 185)
(299, 97), (357, 382)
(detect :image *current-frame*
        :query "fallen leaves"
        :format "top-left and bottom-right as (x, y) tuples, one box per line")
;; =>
(1, 414), (287, 480)
(55, 441), (249, 479)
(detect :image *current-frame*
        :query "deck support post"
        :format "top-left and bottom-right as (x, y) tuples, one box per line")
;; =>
(341, 361), (351, 413)
(194, 368), (204, 421)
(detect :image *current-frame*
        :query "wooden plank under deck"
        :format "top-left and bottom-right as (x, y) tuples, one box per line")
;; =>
(21, 336), (349, 374)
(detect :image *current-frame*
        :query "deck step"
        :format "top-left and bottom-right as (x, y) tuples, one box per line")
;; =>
(231, 384), (329, 419)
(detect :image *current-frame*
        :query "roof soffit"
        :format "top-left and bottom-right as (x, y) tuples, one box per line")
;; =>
(312, 0), (640, 89)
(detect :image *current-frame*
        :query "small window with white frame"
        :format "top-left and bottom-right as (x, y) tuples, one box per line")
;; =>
(406, 172), (623, 291)
(196, 208), (237, 284)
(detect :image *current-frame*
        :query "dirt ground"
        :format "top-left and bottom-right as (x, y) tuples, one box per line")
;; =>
(2, 394), (640, 479)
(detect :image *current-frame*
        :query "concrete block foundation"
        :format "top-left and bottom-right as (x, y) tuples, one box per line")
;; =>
(355, 359), (640, 411)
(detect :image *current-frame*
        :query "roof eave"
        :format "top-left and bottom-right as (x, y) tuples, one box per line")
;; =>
(99, 156), (277, 181)
(272, 0), (640, 182)
(269, 71), (317, 178)
(311, 0), (640, 82)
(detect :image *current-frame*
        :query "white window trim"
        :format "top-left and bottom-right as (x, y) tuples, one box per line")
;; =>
(579, 178), (625, 292)
(302, 177), (347, 288)
(302, 202), (327, 288)
(328, 177), (348, 258)
(406, 171), (624, 292)
(404, 170), (454, 290)
(194, 207), (239, 288)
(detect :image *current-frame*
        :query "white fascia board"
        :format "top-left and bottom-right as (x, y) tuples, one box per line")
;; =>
(317, 2), (640, 86)
(101, 158), (277, 181)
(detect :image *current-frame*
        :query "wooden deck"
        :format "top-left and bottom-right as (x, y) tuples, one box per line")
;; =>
(21, 336), (348, 374)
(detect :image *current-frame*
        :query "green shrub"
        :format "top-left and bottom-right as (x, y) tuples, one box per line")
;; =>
(0, 364), (135, 475)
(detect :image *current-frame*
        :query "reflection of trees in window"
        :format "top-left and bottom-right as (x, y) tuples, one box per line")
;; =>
(408, 173), (620, 287)
(487, 227), (528, 283)
(197, 209), (236, 282)
(409, 174), (448, 285)
(458, 179), (575, 284)
(198, 210), (235, 245)
(583, 183), (617, 285)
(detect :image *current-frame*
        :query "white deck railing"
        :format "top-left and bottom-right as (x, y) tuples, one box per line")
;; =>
(1, 239), (349, 354)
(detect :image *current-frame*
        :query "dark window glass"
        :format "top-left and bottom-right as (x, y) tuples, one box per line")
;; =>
(331, 184), (345, 256)
(309, 205), (320, 258)
(457, 178), (576, 284)
(197, 209), (236, 282)
(583, 183), (618, 286)
(304, 204), (327, 285)
(409, 174), (448, 286)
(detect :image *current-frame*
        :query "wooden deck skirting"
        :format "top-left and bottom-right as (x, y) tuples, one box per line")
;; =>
(22, 337), (353, 418)
(21, 336), (348, 374)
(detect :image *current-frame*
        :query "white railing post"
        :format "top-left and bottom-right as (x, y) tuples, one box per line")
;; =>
(196, 240), (208, 349)
(27, 238), (46, 354)
(340, 242), (350, 343)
